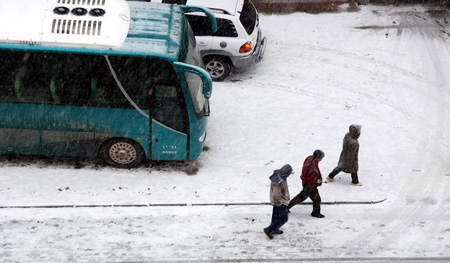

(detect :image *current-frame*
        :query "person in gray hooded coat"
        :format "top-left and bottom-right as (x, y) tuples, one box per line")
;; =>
(327, 124), (362, 186)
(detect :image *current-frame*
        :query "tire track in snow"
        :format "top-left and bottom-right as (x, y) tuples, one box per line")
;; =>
(261, 23), (450, 165)
(246, 8), (450, 257)
(329, 9), (450, 257)
(255, 41), (444, 118)
(266, 41), (442, 91)
(252, 58), (430, 156)
(389, 9), (450, 172)
(388, 11), (450, 254)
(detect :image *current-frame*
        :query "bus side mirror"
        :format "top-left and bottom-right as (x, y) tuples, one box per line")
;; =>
(173, 62), (212, 99)
(179, 6), (217, 33)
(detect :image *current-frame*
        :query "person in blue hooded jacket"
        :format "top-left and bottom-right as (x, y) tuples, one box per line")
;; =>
(264, 164), (294, 239)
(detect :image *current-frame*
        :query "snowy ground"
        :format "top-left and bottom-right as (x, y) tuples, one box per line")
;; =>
(1, 3), (450, 262)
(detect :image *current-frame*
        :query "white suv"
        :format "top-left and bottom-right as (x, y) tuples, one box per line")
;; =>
(145, 0), (267, 81)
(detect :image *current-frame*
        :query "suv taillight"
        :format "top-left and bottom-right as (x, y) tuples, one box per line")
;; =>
(239, 42), (252, 53)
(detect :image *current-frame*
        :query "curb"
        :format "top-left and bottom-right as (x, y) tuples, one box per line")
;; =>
(0, 199), (386, 209)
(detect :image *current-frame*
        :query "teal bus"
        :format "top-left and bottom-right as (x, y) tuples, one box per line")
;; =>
(0, 0), (217, 168)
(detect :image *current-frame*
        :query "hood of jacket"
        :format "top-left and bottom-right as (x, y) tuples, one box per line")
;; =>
(349, 124), (361, 139)
(269, 164), (294, 185)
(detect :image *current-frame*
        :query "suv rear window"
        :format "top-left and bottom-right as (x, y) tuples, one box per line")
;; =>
(161, 0), (187, 3)
(128, 0), (187, 3)
(239, 0), (257, 35)
(186, 15), (238, 37)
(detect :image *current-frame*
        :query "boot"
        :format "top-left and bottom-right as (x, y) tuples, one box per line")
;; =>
(264, 227), (273, 239)
(311, 207), (324, 218)
(311, 213), (325, 218)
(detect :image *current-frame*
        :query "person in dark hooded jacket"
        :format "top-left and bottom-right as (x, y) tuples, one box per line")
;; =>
(264, 164), (294, 239)
(327, 124), (362, 186)
(288, 150), (325, 218)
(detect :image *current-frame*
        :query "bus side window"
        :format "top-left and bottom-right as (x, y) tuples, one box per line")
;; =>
(96, 56), (149, 109)
(13, 52), (58, 105)
(91, 77), (99, 102)
(50, 77), (60, 105)
(62, 54), (94, 106)
(0, 51), (21, 103)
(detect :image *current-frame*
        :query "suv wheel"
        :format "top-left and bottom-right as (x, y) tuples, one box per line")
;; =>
(205, 57), (231, 81)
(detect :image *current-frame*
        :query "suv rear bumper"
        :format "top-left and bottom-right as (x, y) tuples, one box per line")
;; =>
(232, 35), (267, 69)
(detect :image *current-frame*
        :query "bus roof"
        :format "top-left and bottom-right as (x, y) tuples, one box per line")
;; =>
(0, 0), (184, 62)
(123, 1), (183, 60)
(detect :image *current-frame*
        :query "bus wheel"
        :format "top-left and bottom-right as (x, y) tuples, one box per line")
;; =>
(100, 139), (144, 168)
(205, 57), (231, 81)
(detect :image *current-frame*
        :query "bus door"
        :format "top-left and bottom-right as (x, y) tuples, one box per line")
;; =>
(149, 83), (189, 161)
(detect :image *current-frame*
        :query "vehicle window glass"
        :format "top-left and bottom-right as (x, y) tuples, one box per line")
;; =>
(186, 14), (213, 36)
(152, 84), (187, 132)
(184, 72), (205, 117)
(239, 0), (257, 35)
(215, 19), (238, 37)
(181, 15), (203, 68)
(104, 56), (150, 110)
(149, 58), (178, 81)
(0, 51), (23, 102)
(186, 15), (238, 38)
(62, 53), (97, 106)
(62, 54), (150, 109)
(162, 0), (186, 4)
(125, 0), (187, 2)
(0, 51), (61, 105)
(149, 59), (187, 132)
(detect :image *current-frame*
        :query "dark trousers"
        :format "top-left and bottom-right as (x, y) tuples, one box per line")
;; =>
(288, 184), (321, 216)
(328, 167), (359, 184)
(268, 204), (289, 232)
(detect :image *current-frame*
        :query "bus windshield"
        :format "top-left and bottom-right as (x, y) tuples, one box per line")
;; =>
(183, 19), (203, 69)
(182, 14), (210, 118)
(184, 72), (207, 117)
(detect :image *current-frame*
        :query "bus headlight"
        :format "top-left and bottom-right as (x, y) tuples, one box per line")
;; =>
(199, 131), (207, 143)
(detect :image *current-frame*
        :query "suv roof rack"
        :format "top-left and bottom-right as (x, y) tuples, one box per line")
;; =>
(208, 8), (230, 15)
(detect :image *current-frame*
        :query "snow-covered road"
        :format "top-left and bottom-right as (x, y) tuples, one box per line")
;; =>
(1, 3), (450, 262)
(1, 202), (449, 262)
